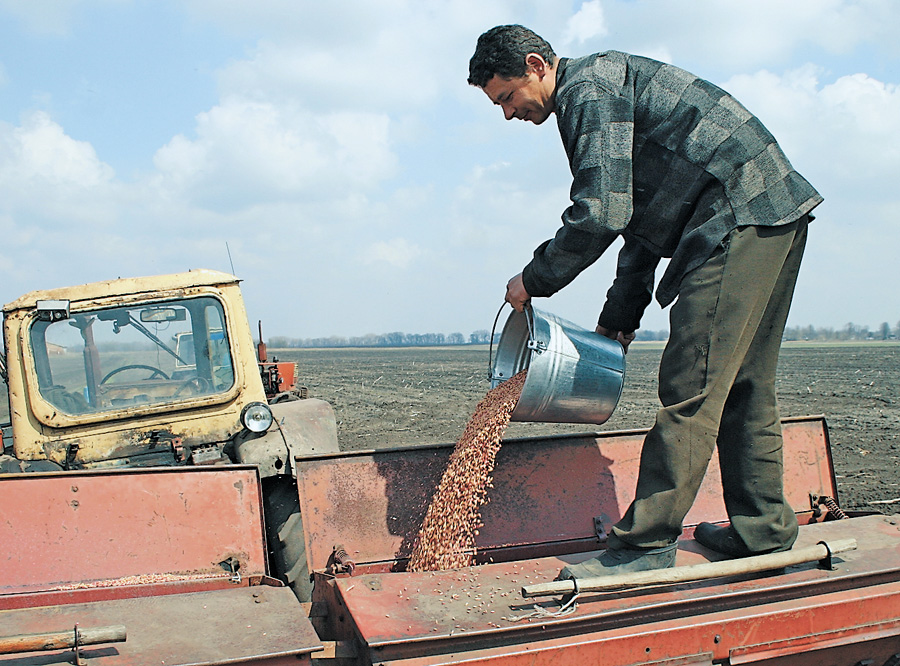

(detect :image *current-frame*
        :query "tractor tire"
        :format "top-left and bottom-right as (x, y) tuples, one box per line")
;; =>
(261, 475), (313, 602)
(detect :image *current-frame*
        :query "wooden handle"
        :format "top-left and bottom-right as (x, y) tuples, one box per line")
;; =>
(0, 625), (127, 655)
(522, 538), (857, 598)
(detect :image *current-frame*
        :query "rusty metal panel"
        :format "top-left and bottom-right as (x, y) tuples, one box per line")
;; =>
(370, 603), (900, 666)
(333, 515), (900, 666)
(0, 585), (321, 665)
(729, 622), (900, 665)
(296, 417), (837, 572)
(0, 466), (268, 595)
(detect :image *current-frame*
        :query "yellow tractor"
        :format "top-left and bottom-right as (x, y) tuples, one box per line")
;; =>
(1, 270), (337, 604)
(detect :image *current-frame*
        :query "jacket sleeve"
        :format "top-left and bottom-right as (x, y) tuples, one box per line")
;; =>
(597, 236), (659, 333)
(521, 79), (635, 298)
(522, 227), (618, 297)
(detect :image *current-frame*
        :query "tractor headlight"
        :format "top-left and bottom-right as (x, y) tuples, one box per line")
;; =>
(241, 402), (273, 433)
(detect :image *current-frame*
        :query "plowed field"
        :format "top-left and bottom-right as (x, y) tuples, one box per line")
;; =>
(2, 342), (897, 513)
(279, 342), (899, 515)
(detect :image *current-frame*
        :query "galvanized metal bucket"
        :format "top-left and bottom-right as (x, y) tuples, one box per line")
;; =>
(489, 304), (626, 424)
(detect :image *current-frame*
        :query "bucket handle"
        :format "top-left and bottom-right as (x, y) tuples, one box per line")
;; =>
(487, 302), (540, 382)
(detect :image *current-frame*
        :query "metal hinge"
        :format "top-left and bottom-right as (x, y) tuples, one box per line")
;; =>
(527, 339), (547, 353)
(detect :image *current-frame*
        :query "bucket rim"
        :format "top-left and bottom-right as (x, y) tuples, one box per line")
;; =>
(488, 302), (540, 383)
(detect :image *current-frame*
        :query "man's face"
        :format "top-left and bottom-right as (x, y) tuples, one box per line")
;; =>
(482, 67), (555, 125)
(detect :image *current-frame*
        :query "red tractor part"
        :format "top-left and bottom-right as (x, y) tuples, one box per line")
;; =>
(257, 320), (301, 399)
(0, 466), (322, 664)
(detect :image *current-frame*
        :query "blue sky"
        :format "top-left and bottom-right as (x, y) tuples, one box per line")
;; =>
(1, 0), (898, 339)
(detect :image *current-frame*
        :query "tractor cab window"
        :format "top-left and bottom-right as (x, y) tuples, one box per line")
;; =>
(30, 297), (236, 415)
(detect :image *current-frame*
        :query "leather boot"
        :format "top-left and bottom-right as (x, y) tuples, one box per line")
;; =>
(557, 542), (677, 580)
(694, 522), (791, 558)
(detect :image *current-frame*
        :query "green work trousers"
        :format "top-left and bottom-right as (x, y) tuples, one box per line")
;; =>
(610, 215), (809, 553)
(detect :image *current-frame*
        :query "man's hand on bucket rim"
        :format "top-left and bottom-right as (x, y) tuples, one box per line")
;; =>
(505, 273), (531, 313)
(596, 324), (636, 353)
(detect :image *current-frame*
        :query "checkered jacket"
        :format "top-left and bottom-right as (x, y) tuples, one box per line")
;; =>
(521, 51), (822, 332)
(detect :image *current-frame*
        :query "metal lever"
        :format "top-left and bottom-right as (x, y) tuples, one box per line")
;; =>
(523, 538), (858, 598)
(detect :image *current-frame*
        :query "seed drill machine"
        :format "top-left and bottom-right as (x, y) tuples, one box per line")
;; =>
(1, 270), (898, 665)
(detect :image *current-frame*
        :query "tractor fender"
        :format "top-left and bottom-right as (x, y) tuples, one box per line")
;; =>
(233, 398), (339, 478)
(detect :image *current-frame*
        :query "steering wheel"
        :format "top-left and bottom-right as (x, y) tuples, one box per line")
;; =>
(173, 376), (212, 397)
(100, 365), (170, 384)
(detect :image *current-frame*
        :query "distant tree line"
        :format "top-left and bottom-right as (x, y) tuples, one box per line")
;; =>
(266, 321), (898, 348)
(269, 328), (672, 348)
(782, 322), (899, 342)
(633, 329), (670, 341)
(268, 331), (490, 348)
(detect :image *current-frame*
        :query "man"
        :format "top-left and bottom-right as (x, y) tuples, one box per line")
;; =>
(468, 25), (822, 578)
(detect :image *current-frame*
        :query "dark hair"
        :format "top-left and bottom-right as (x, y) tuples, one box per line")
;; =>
(467, 25), (556, 88)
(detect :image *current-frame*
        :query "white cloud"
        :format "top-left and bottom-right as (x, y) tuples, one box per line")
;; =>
(205, 0), (505, 111)
(562, 0), (608, 46)
(217, 40), (440, 113)
(0, 111), (113, 187)
(0, 112), (117, 227)
(821, 74), (900, 136)
(0, 0), (128, 36)
(718, 65), (900, 328)
(451, 161), (564, 247)
(363, 238), (422, 269)
(587, 0), (900, 73)
(0, 0), (78, 35)
(723, 68), (900, 187)
(152, 99), (397, 211)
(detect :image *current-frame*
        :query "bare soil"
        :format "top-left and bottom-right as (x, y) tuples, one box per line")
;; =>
(277, 342), (899, 515)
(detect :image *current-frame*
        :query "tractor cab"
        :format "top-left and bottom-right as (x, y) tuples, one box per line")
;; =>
(1, 271), (276, 470)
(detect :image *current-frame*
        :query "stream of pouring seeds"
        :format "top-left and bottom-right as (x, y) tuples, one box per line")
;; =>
(407, 370), (527, 572)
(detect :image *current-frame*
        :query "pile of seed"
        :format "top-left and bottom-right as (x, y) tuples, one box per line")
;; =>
(407, 370), (527, 572)
(55, 571), (227, 590)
